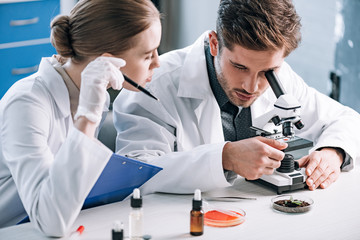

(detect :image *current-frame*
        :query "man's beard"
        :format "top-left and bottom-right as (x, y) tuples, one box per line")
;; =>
(213, 56), (255, 108)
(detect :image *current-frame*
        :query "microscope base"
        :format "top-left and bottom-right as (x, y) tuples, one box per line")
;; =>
(251, 178), (307, 195)
(249, 169), (307, 195)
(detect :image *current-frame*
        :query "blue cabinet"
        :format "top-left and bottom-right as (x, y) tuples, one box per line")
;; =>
(0, 0), (60, 98)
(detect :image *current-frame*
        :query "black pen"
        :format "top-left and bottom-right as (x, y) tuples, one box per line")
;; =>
(123, 75), (159, 101)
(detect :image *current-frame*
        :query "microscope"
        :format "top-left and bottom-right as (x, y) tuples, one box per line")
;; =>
(250, 70), (313, 194)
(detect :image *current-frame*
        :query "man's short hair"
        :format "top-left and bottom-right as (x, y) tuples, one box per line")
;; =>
(216, 0), (301, 57)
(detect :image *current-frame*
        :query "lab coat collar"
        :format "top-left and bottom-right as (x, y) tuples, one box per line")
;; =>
(177, 31), (213, 100)
(176, 31), (223, 143)
(36, 57), (71, 118)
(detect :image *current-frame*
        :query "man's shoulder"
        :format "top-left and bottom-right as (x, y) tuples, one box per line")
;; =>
(154, 46), (191, 79)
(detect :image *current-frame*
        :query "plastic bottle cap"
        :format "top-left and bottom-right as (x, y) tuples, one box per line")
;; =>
(113, 221), (123, 232)
(112, 220), (124, 240)
(194, 189), (201, 201)
(131, 188), (142, 208)
(192, 189), (202, 210)
(133, 188), (140, 199)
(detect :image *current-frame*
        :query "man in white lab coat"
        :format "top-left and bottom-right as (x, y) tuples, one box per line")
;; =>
(113, 0), (360, 194)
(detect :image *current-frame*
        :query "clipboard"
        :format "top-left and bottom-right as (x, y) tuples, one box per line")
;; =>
(18, 153), (161, 225)
(83, 153), (162, 209)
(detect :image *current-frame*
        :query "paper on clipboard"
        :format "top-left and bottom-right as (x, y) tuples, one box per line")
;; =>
(83, 153), (162, 209)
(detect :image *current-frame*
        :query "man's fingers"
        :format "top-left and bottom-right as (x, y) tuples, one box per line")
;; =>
(308, 157), (327, 180)
(320, 172), (339, 189)
(267, 148), (285, 162)
(258, 137), (288, 150)
(304, 152), (321, 176)
(270, 159), (282, 169)
(263, 167), (276, 175)
(297, 155), (309, 168)
(257, 137), (288, 162)
(312, 166), (331, 189)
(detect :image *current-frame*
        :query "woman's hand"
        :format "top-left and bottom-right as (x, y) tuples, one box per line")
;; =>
(75, 56), (126, 125)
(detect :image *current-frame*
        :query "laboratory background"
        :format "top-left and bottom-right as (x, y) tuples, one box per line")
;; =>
(1, 0), (359, 112)
(1, 0), (360, 239)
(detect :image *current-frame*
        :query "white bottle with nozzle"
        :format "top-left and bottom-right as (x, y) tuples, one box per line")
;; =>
(129, 188), (143, 240)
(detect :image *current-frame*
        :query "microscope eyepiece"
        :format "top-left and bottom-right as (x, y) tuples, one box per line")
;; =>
(265, 70), (286, 98)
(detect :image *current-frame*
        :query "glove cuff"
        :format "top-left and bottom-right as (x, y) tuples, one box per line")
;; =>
(74, 106), (101, 125)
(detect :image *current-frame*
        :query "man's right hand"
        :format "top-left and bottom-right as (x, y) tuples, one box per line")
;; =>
(222, 136), (288, 180)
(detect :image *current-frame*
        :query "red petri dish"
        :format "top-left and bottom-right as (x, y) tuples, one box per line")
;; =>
(204, 209), (246, 227)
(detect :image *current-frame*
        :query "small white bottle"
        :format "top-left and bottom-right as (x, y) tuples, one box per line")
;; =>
(129, 188), (143, 240)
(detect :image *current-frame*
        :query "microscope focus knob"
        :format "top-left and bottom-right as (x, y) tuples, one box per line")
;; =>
(277, 154), (295, 173)
(294, 120), (304, 130)
(271, 116), (281, 126)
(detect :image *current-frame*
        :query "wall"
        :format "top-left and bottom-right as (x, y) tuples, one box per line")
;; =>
(285, 0), (337, 95)
(60, 0), (75, 14)
(280, 0), (360, 112)
(334, 0), (360, 112)
(159, 0), (219, 54)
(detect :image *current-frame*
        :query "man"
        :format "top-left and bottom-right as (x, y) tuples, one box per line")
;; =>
(113, 0), (360, 194)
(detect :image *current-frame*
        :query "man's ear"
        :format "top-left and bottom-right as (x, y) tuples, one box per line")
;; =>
(209, 31), (219, 57)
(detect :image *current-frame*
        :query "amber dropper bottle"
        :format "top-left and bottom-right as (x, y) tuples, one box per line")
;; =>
(190, 189), (204, 236)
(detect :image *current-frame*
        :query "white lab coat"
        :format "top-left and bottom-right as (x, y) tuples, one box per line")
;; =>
(113, 31), (360, 195)
(0, 57), (112, 236)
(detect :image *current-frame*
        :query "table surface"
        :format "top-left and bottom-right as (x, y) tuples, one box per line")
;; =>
(1, 166), (360, 240)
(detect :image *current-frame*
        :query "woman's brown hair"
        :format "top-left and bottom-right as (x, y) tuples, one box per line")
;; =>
(50, 0), (160, 63)
(216, 0), (301, 57)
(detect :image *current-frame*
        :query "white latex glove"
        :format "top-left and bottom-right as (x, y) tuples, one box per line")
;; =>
(74, 56), (126, 124)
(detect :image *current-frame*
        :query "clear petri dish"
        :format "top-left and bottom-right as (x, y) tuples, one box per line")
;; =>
(271, 195), (314, 213)
(204, 208), (246, 227)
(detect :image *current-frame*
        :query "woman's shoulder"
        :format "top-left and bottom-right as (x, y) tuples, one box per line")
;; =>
(2, 75), (51, 108)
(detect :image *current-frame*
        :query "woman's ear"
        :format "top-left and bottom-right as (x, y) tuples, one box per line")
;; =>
(209, 31), (219, 57)
(101, 53), (115, 57)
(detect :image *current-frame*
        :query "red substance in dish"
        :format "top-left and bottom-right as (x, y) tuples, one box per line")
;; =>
(204, 210), (245, 227)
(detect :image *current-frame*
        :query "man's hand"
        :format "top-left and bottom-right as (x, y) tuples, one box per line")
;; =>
(297, 148), (344, 190)
(222, 136), (288, 180)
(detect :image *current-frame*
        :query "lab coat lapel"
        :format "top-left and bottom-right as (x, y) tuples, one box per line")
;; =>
(36, 57), (72, 125)
(177, 32), (224, 144)
(193, 97), (224, 144)
(177, 31), (212, 100)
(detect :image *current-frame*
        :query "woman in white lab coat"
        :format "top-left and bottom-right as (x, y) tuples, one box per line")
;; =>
(0, 0), (161, 236)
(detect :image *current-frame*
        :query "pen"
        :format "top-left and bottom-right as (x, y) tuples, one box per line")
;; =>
(123, 75), (159, 101)
(69, 225), (84, 240)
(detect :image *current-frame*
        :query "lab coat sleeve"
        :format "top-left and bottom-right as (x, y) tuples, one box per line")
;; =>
(1, 93), (112, 237)
(280, 63), (360, 170)
(113, 92), (231, 195)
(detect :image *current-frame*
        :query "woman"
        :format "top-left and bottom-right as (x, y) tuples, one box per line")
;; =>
(0, 0), (161, 236)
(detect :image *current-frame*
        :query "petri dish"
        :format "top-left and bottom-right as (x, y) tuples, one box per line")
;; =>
(271, 195), (314, 213)
(204, 208), (246, 227)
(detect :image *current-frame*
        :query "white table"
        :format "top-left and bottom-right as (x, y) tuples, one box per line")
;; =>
(1, 167), (360, 240)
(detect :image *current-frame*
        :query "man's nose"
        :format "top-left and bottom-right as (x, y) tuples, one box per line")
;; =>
(242, 73), (259, 93)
